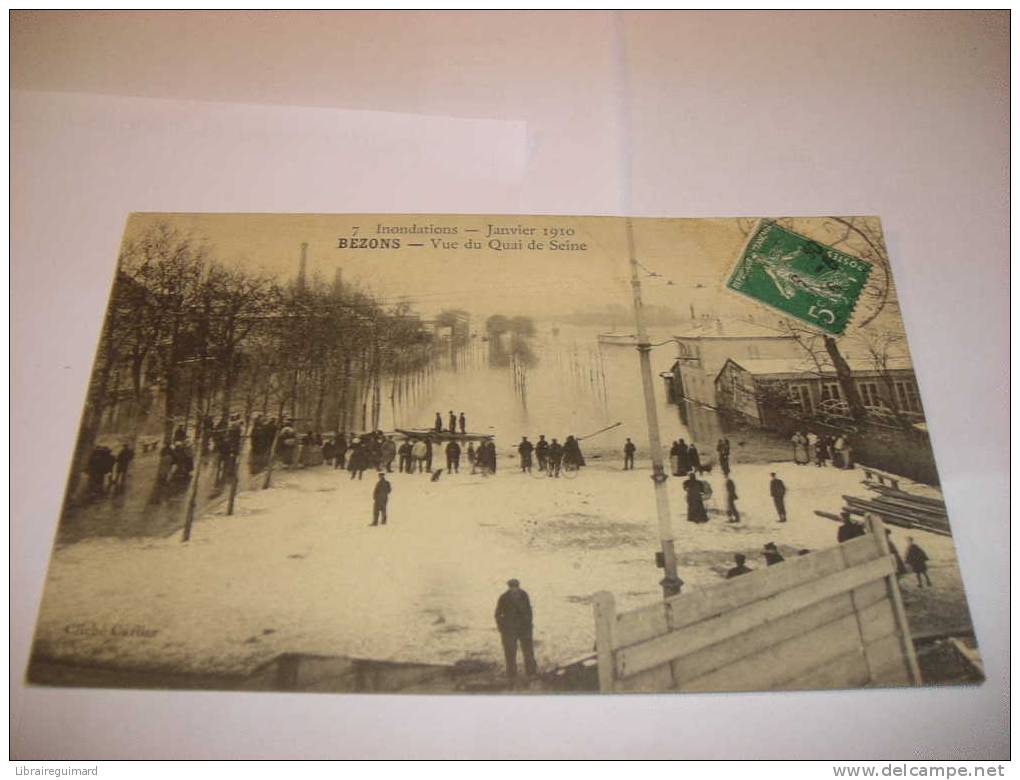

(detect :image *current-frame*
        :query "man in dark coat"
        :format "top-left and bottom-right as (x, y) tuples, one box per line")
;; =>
(905, 537), (931, 587)
(724, 476), (740, 523)
(494, 578), (538, 682)
(717, 438), (731, 475)
(769, 472), (787, 522)
(445, 440), (461, 474)
(685, 472), (708, 523)
(726, 553), (752, 579)
(688, 444), (702, 474)
(371, 472), (391, 526)
(535, 435), (549, 473)
(762, 542), (785, 566)
(547, 439), (563, 478)
(398, 439), (412, 473)
(563, 435), (584, 469)
(448, 411), (457, 433)
(424, 438), (434, 472)
(623, 438), (636, 470)
(434, 412), (443, 432)
(113, 443), (135, 488)
(837, 512), (866, 543)
(676, 439), (689, 476)
(86, 445), (114, 497)
(459, 412), (466, 434)
(518, 437), (534, 473)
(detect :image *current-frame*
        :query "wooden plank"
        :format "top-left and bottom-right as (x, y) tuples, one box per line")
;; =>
(850, 579), (888, 608)
(865, 633), (914, 687)
(613, 601), (669, 648)
(670, 581), (889, 687)
(867, 514), (923, 684)
(614, 664), (674, 693)
(615, 555), (893, 679)
(592, 591), (617, 693)
(680, 612), (862, 693)
(779, 648), (871, 691)
(653, 539), (877, 637)
(856, 598), (898, 645)
(671, 590), (846, 686)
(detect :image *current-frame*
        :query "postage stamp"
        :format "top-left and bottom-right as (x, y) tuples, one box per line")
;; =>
(726, 220), (872, 336)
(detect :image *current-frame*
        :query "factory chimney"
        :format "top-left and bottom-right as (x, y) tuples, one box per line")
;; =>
(296, 242), (309, 293)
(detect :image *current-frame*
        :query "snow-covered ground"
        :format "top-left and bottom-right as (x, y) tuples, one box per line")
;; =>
(32, 458), (969, 676)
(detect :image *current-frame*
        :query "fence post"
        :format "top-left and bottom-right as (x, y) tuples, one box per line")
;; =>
(593, 591), (617, 693)
(867, 513), (922, 684)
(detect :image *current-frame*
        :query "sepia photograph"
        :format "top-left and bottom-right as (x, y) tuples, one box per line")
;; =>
(26, 212), (983, 695)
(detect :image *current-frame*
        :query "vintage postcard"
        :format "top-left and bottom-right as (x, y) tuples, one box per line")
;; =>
(28, 214), (982, 694)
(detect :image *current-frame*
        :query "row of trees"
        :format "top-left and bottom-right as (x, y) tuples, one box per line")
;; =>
(71, 222), (438, 496)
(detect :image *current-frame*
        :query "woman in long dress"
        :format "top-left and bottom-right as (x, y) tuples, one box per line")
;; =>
(792, 431), (809, 465)
(684, 472), (709, 523)
(676, 439), (689, 475)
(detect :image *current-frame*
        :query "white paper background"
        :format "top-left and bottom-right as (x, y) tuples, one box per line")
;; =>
(10, 10), (1008, 759)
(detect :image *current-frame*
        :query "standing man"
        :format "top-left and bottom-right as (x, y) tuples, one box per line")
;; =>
(725, 476), (740, 523)
(717, 438), (731, 475)
(548, 438), (563, 478)
(769, 472), (787, 522)
(535, 435), (549, 473)
(448, 410), (457, 433)
(434, 412), (443, 432)
(446, 439), (461, 474)
(518, 436), (534, 473)
(411, 438), (427, 473)
(459, 412), (467, 434)
(381, 436), (397, 473)
(113, 442), (135, 489)
(623, 438), (636, 470)
(424, 437), (434, 472)
(494, 578), (538, 684)
(370, 472), (391, 526)
(905, 537), (931, 587)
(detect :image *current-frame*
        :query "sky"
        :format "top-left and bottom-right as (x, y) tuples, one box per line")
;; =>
(121, 212), (902, 335)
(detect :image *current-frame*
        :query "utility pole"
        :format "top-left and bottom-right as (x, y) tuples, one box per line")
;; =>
(626, 218), (683, 598)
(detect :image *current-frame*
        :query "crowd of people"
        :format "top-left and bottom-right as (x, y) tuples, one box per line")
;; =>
(791, 429), (853, 468)
(84, 442), (135, 497)
(515, 434), (585, 477)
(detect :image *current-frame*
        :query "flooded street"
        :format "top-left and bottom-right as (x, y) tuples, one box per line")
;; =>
(380, 321), (699, 458)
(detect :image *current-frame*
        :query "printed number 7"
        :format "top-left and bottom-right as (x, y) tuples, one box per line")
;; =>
(809, 305), (835, 324)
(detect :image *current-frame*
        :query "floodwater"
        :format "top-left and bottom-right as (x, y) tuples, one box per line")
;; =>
(379, 322), (716, 459)
(58, 322), (755, 543)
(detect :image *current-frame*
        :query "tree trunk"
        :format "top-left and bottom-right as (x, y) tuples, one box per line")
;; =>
(824, 335), (866, 421)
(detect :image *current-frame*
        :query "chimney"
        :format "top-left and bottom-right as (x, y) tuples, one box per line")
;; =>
(296, 242), (308, 293)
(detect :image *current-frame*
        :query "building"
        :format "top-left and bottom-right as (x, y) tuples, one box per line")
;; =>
(714, 353), (923, 428)
(664, 318), (804, 407)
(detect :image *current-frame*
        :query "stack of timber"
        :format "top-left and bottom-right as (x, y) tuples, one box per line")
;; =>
(814, 467), (951, 537)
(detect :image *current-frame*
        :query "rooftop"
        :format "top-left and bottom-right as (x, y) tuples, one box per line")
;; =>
(723, 354), (915, 378)
(673, 318), (794, 340)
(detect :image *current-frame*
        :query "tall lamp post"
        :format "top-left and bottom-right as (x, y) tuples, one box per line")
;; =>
(626, 218), (683, 598)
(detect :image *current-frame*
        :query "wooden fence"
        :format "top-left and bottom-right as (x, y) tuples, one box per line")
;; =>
(592, 515), (921, 693)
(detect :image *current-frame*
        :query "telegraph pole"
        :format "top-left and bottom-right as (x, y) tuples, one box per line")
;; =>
(626, 218), (683, 598)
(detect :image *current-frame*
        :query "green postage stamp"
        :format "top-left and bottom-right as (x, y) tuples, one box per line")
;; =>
(726, 220), (872, 336)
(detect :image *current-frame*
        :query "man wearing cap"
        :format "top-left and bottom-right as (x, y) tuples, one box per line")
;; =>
(763, 542), (785, 566)
(370, 472), (391, 526)
(494, 578), (538, 683)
